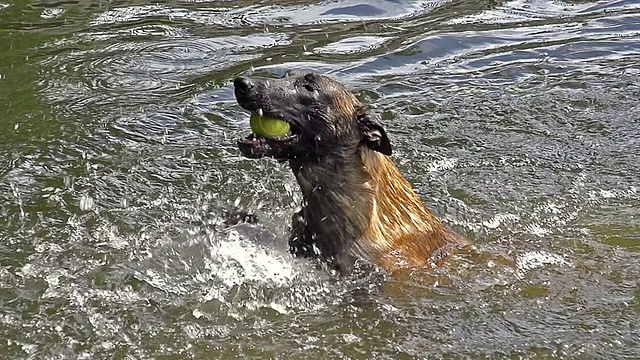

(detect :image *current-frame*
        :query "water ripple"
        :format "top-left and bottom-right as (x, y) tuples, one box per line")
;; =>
(38, 31), (290, 118)
(2, 0), (640, 358)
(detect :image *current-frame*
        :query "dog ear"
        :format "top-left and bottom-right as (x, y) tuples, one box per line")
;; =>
(356, 108), (392, 156)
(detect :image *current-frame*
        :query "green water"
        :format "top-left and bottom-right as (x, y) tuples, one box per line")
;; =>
(1, 0), (639, 358)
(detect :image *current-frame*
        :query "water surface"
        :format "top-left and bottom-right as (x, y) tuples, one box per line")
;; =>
(1, 0), (639, 358)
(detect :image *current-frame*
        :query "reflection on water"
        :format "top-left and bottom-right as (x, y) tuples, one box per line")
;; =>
(1, 0), (639, 358)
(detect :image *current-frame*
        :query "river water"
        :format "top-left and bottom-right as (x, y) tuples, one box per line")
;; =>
(1, 0), (639, 359)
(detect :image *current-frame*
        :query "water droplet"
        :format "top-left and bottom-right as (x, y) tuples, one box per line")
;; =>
(80, 193), (95, 211)
(192, 309), (203, 319)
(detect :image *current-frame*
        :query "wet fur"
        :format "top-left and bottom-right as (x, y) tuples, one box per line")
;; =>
(289, 138), (468, 273)
(234, 72), (469, 273)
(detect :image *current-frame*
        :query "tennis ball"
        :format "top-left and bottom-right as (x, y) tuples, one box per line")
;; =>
(250, 112), (291, 137)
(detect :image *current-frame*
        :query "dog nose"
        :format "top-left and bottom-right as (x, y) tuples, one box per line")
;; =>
(234, 77), (254, 95)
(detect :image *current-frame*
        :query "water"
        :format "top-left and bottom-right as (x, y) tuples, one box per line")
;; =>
(1, 0), (639, 358)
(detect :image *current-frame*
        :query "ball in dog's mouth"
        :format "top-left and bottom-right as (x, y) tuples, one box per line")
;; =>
(237, 108), (298, 159)
(250, 109), (291, 138)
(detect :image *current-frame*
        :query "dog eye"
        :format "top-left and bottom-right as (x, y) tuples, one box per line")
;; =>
(303, 84), (315, 92)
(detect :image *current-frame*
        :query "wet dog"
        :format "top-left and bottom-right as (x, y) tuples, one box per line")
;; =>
(234, 71), (469, 274)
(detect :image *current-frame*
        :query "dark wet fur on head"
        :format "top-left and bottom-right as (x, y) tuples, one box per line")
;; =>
(234, 71), (389, 161)
(234, 70), (469, 274)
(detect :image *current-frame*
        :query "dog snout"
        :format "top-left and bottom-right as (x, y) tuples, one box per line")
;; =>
(234, 77), (254, 97)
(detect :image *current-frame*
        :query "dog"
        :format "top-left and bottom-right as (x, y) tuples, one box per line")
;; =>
(233, 70), (469, 274)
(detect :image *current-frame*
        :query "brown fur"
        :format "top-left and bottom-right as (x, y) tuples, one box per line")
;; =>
(289, 144), (468, 273)
(234, 71), (470, 274)
(360, 148), (467, 270)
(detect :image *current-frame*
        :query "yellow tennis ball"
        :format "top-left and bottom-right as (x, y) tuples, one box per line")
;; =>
(250, 112), (291, 137)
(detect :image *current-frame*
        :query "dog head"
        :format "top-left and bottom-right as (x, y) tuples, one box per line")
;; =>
(234, 71), (391, 161)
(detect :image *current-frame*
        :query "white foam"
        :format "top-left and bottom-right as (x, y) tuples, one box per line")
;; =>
(515, 250), (571, 278)
(482, 213), (520, 229)
(428, 158), (458, 172)
(208, 230), (298, 286)
(525, 223), (549, 237)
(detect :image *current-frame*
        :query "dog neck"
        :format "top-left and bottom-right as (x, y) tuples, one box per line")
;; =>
(289, 147), (450, 271)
